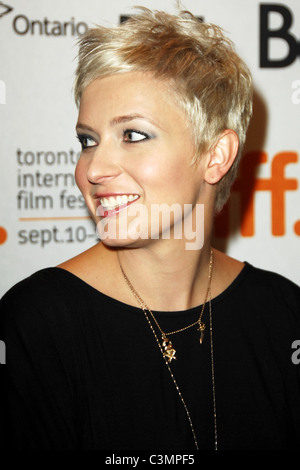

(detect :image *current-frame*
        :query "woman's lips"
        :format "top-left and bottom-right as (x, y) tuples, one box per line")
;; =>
(95, 194), (140, 218)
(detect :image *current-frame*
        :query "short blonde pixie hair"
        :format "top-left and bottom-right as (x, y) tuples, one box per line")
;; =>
(74, 7), (253, 212)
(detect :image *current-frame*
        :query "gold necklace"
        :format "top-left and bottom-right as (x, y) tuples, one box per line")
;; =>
(119, 248), (214, 362)
(118, 248), (218, 450)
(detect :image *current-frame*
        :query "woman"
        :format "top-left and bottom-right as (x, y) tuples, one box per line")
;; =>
(1, 8), (299, 450)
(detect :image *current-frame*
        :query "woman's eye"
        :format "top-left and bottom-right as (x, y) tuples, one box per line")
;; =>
(77, 134), (97, 150)
(123, 129), (149, 143)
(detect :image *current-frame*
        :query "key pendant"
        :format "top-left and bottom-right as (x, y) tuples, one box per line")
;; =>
(198, 322), (206, 344)
(162, 335), (176, 362)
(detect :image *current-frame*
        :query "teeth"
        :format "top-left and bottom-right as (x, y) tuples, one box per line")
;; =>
(100, 194), (139, 210)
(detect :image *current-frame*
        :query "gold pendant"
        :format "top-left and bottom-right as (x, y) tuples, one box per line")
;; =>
(198, 322), (206, 344)
(162, 335), (176, 362)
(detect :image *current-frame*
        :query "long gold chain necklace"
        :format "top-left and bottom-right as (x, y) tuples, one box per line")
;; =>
(118, 248), (218, 450)
(119, 249), (213, 362)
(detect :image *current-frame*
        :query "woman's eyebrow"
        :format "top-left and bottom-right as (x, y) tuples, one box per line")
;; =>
(110, 113), (165, 130)
(110, 114), (145, 126)
(76, 123), (97, 133)
(76, 114), (165, 132)
(76, 116), (148, 131)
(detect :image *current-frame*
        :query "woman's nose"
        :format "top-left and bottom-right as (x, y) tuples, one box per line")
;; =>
(86, 142), (121, 184)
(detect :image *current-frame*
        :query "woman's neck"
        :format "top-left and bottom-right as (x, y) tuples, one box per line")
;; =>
(116, 240), (213, 312)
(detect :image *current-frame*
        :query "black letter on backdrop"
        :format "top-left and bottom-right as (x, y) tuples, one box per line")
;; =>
(260, 4), (299, 67)
(13, 15), (30, 35)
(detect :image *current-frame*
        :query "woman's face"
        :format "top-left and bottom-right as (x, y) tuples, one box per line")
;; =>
(75, 71), (206, 247)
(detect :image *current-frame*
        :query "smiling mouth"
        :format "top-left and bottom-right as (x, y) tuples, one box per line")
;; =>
(96, 194), (140, 217)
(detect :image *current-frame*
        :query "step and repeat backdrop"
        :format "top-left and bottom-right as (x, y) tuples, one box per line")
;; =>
(0, 0), (299, 296)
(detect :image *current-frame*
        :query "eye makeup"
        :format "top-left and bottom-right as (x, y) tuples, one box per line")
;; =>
(123, 129), (151, 143)
(76, 133), (98, 150)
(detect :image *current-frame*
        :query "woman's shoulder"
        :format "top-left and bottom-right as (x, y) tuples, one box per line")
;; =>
(227, 258), (300, 318)
(0, 243), (119, 328)
(214, 249), (300, 312)
(57, 241), (116, 288)
(215, 249), (299, 291)
(244, 262), (299, 295)
(0, 242), (110, 305)
(57, 242), (133, 305)
(0, 268), (76, 355)
(0, 247), (108, 328)
(1, 266), (80, 301)
(0, 267), (80, 327)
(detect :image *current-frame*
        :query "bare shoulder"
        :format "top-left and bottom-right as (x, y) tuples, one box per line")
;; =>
(57, 242), (119, 293)
(212, 248), (245, 297)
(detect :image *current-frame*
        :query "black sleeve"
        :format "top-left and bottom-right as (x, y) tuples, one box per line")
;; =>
(0, 275), (80, 450)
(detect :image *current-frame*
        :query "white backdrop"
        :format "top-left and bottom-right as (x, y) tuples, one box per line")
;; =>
(0, 0), (299, 297)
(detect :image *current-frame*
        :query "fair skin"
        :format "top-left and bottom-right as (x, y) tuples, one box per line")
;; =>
(59, 71), (243, 311)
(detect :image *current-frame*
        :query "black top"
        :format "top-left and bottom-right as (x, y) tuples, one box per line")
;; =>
(0, 263), (300, 450)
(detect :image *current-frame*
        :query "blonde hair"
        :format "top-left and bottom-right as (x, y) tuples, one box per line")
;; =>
(74, 7), (253, 212)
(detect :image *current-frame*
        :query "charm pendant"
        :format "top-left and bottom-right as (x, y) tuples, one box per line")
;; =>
(162, 335), (176, 362)
(198, 322), (206, 344)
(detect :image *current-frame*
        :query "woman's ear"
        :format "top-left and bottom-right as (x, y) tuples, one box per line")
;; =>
(204, 130), (239, 184)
